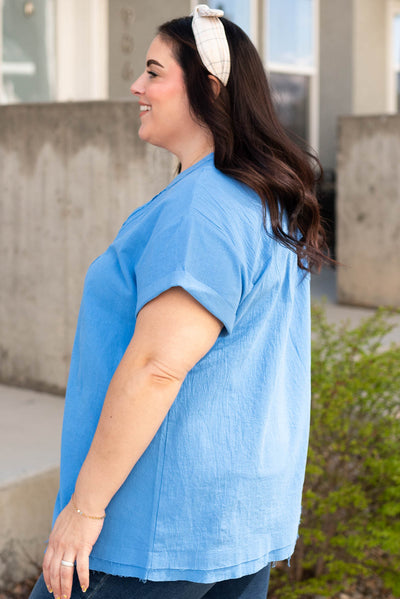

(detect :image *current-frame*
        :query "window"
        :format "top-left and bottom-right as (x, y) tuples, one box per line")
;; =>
(265, 0), (318, 147)
(201, 0), (257, 44)
(208, 0), (250, 37)
(1, 0), (56, 104)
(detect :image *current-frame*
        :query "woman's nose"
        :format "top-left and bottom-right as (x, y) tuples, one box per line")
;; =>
(130, 74), (145, 96)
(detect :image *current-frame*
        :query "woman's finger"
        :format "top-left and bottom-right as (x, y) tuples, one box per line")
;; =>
(49, 550), (63, 599)
(76, 550), (90, 593)
(42, 545), (54, 594)
(60, 557), (76, 599)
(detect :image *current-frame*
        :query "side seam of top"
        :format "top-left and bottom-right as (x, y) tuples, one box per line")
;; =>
(146, 410), (172, 580)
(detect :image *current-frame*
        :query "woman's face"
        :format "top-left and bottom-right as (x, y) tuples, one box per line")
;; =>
(130, 36), (200, 154)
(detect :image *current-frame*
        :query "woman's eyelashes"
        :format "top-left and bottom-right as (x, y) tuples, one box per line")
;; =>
(147, 70), (158, 78)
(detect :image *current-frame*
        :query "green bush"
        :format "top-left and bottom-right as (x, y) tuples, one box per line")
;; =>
(269, 305), (400, 599)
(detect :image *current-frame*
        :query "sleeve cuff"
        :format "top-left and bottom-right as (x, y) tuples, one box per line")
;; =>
(135, 269), (237, 335)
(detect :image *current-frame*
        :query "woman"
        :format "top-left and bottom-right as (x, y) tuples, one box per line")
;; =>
(30, 5), (330, 599)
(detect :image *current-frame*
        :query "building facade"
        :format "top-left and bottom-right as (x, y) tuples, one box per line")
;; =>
(1, 0), (399, 172)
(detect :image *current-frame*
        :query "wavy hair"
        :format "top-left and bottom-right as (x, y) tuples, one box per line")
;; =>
(158, 16), (331, 272)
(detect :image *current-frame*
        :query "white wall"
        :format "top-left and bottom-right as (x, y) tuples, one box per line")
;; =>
(319, 0), (397, 169)
(352, 0), (387, 115)
(0, 0), (3, 101)
(386, 0), (400, 112)
(56, 0), (108, 101)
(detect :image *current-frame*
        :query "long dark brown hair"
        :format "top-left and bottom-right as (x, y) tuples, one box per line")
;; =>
(158, 16), (331, 272)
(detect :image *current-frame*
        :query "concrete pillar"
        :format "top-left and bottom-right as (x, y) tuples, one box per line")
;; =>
(337, 114), (400, 306)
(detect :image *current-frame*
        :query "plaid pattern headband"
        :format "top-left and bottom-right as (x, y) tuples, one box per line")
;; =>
(191, 4), (231, 86)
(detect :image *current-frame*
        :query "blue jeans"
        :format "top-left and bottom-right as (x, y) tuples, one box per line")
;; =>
(29, 564), (271, 599)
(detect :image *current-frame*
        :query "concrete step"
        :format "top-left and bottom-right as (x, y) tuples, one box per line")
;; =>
(0, 385), (64, 589)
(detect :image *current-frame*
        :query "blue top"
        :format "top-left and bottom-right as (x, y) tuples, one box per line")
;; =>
(53, 153), (311, 583)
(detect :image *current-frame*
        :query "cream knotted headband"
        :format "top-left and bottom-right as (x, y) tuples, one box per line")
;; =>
(191, 4), (231, 86)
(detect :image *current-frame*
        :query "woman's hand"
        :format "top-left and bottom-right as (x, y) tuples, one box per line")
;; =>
(42, 499), (104, 599)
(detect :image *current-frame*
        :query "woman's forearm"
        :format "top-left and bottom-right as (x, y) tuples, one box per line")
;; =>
(73, 350), (184, 514)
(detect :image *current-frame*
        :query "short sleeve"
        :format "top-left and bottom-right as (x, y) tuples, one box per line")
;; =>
(134, 206), (243, 335)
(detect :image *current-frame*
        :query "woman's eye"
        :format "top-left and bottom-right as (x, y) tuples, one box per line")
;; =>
(147, 70), (158, 78)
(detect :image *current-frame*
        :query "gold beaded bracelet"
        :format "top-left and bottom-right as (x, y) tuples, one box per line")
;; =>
(71, 494), (106, 520)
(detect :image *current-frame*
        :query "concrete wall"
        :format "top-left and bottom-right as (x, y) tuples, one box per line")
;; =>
(0, 101), (173, 393)
(337, 114), (400, 306)
(108, 0), (190, 100)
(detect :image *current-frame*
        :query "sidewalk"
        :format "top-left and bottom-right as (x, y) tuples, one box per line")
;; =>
(311, 267), (400, 345)
(1, 267), (399, 588)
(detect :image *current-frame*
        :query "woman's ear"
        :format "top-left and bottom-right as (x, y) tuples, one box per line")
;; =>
(208, 75), (222, 100)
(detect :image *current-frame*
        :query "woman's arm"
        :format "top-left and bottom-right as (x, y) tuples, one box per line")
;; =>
(43, 286), (223, 599)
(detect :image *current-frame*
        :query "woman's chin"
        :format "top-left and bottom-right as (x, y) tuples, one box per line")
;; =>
(138, 128), (157, 146)
(138, 130), (165, 149)
(138, 127), (150, 142)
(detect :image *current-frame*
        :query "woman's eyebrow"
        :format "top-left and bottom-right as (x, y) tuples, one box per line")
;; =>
(146, 59), (164, 68)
